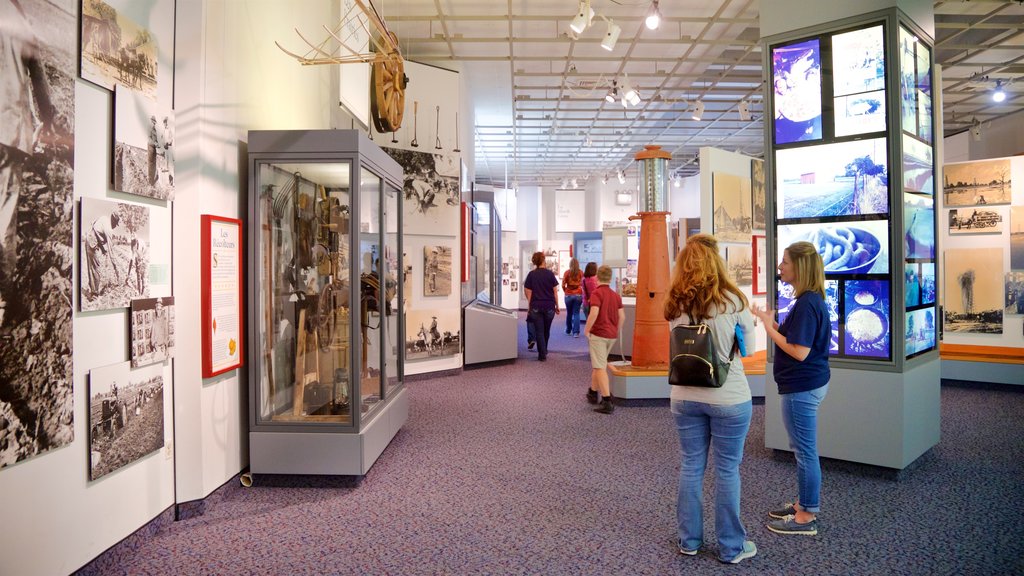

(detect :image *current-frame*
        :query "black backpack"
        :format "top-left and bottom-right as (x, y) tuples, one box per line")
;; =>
(668, 314), (737, 388)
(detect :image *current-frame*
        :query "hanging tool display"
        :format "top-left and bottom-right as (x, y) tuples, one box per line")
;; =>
(410, 101), (419, 147)
(454, 112), (461, 153)
(391, 130), (398, 144)
(434, 105), (442, 150)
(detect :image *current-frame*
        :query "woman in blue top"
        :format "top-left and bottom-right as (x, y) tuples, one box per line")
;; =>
(751, 241), (830, 537)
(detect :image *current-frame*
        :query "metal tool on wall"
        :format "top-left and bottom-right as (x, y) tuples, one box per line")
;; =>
(454, 112), (461, 153)
(411, 101), (419, 147)
(391, 130), (398, 144)
(434, 105), (442, 150)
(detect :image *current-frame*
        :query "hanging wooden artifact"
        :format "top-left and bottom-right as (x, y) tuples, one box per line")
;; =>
(275, 0), (407, 132)
(435, 106), (442, 150)
(411, 101), (419, 147)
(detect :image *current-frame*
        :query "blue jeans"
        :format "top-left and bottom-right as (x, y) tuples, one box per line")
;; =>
(526, 317), (536, 344)
(527, 307), (555, 359)
(780, 384), (828, 513)
(564, 294), (582, 335)
(671, 399), (752, 561)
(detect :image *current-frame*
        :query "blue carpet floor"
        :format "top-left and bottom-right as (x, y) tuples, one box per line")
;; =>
(78, 316), (1024, 575)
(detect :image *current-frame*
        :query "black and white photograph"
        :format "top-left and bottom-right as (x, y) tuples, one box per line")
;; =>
(943, 248), (1003, 334)
(510, 281), (518, 292)
(1011, 206), (1024, 270)
(80, 197), (150, 312)
(88, 361), (165, 480)
(751, 158), (766, 231)
(712, 172), (752, 244)
(423, 245), (452, 296)
(726, 244), (752, 287)
(383, 147), (460, 235)
(1005, 271), (1024, 316)
(0, 0), (76, 470)
(943, 158), (1012, 207)
(80, 0), (158, 98)
(114, 86), (174, 200)
(405, 308), (461, 360)
(948, 207), (1006, 235)
(130, 296), (175, 367)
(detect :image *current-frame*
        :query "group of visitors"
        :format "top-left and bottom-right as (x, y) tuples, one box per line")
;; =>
(520, 235), (832, 564)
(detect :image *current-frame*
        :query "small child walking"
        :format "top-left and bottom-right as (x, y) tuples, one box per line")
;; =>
(583, 265), (624, 414)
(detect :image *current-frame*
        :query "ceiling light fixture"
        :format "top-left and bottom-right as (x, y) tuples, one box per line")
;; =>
(673, 176), (682, 188)
(570, 0), (594, 35)
(738, 100), (751, 122)
(602, 174), (609, 184)
(992, 80), (1007, 103)
(617, 169), (626, 184)
(971, 118), (982, 141)
(562, 178), (570, 189)
(571, 178), (578, 188)
(691, 100), (705, 121)
(584, 134), (592, 147)
(645, 0), (662, 30)
(621, 76), (641, 107)
(600, 16), (621, 51)
(606, 80), (619, 103)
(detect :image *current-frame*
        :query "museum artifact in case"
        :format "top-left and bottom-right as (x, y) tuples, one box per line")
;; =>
(246, 130), (407, 477)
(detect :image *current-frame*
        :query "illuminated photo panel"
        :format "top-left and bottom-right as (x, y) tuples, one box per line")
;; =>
(904, 193), (935, 260)
(778, 279), (839, 354)
(778, 220), (890, 275)
(776, 138), (889, 219)
(844, 280), (890, 358)
(773, 38), (822, 145)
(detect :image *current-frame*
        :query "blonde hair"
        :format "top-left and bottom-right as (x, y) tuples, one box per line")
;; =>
(596, 264), (613, 283)
(664, 234), (748, 321)
(784, 241), (826, 299)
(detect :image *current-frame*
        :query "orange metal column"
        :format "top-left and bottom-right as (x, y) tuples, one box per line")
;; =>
(630, 211), (670, 368)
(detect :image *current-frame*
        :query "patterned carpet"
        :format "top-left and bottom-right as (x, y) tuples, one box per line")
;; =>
(78, 315), (1024, 575)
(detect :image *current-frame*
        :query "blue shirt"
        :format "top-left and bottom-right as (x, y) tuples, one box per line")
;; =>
(774, 291), (830, 394)
(524, 268), (559, 311)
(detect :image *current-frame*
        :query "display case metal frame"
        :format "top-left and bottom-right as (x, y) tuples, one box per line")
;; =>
(245, 129), (408, 476)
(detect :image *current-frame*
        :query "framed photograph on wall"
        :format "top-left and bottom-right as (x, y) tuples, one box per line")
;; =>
(201, 215), (244, 377)
(752, 235), (767, 295)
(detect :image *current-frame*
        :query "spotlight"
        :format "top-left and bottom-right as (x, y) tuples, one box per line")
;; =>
(673, 176), (682, 188)
(738, 100), (751, 121)
(617, 169), (626, 184)
(601, 18), (621, 51)
(570, 0), (593, 34)
(606, 81), (619, 103)
(992, 80), (1006, 103)
(562, 178), (569, 189)
(691, 101), (705, 121)
(621, 77), (641, 107)
(645, 0), (662, 30)
(571, 178), (578, 188)
(584, 134), (592, 147)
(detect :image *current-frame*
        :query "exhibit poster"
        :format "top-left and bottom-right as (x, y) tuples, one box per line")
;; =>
(948, 207), (1006, 235)
(778, 279), (839, 354)
(88, 361), (164, 480)
(905, 307), (937, 357)
(904, 193), (935, 260)
(778, 220), (889, 275)
(405, 308), (461, 360)
(80, 0), (158, 99)
(902, 134), (934, 195)
(423, 245), (453, 297)
(131, 296), (175, 367)
(1005, 272), (1024, 316)
(772, 38), (822, 144)
(114, 86), (174, 200)
(1012, 206), (1024, 270)
(201, 215), (244, 377)
(751, 158), (766, 231)
(726, 244), (752, 287)
(0, 0), (76, 470)
(899, 26), (932, 142)
(775, 138), (889, 220)
(943, 158), (1012, 206)
(920, 262), (936, 305)
(384, 148), (460, 236)
(80, 197), (151, 312)
(555, 189), (586, 232)
(905, 264), (922, 308)
(712, 172), (752, 244)
(943, 248), (1003, 334)
(844, 280), (890, 358)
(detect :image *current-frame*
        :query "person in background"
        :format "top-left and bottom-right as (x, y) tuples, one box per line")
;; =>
(523, 251), (559, 361)
(562, 258), (584, 337)
(581, 261), (598, 321)
(663, 234), (757, 564)
(750, 240), (831, 537)
(584, 265), (623, 414)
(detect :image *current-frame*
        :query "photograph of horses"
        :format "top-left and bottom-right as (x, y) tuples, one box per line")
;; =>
(80, 0), (158, 99)
(404, 308), (460, 360)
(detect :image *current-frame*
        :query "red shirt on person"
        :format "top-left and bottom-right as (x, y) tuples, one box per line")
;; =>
(588, 284), (623, 339)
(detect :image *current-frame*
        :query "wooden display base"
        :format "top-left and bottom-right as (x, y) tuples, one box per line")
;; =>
(939, 343), (1024, 386)
(607, 351), (769, 399)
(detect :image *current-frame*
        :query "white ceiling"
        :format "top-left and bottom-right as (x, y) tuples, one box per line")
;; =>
(372, 0), (1024, 188)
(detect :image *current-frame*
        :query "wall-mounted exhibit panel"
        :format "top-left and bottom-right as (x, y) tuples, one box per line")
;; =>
(246, 130), (407, 476)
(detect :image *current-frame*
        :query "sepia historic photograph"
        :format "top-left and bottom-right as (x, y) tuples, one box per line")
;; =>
(130, 296), (175, 367)
(943, 248), (1003, 333)
(712, 172), (752, 244)
(423, 245), (452, 297)
(751, 158), (766, 231)
(88, 361), (165, 480)
(384, 147), (460, 235)
(80, 197), (151, 312)
(0, 0), (76, 470)
(114, 86), (174, 200)
(943, 158), (1012, 207)
(80, 0), (158, 99)
(405, 308), (460, 360)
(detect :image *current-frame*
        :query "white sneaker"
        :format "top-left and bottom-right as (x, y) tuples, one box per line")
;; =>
(723, 541), (756, 564)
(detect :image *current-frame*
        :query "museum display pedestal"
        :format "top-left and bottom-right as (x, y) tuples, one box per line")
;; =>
(608, 362), (669, 399)
(765, 359), (940, 469)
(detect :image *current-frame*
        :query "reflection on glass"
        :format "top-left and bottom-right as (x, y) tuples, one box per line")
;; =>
(905, 307), (936, 357)
(384, 182), (401, 398)
(775, 138), (889, 220)
(902, 134), (933, 195)
(904, 193), (934, 260)
(921, 263), (936, 305)
(832, 25), (885, 97)
(778, 220), (890, 275)
(844, 280), (890, 358)
(773, 38), (822, 144)
(358, 168), (383, 415)
(834, 91), (886, 137)
(905, 264), (922, 307)
(257, 161), (353, 425)
(899, 27), (918, 135)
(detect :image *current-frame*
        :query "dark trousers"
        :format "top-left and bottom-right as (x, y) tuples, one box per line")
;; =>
(528, 307), (555, 360)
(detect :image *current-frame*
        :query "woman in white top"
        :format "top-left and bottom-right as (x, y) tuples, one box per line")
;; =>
(663, 234), (757, 564)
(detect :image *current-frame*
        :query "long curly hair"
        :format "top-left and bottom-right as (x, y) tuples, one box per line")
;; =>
(664, 234), (748, 321)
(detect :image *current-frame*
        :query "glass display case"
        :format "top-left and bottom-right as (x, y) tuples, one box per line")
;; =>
(246, 130), (407, 476)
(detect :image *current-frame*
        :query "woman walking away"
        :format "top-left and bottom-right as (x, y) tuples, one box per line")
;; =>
(750, 240), (830, 537)
(562, 258), (584, 337)
(523, 251), (560, 361)
(581, 262), (598, 321)
(664, 234), (757, 564)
